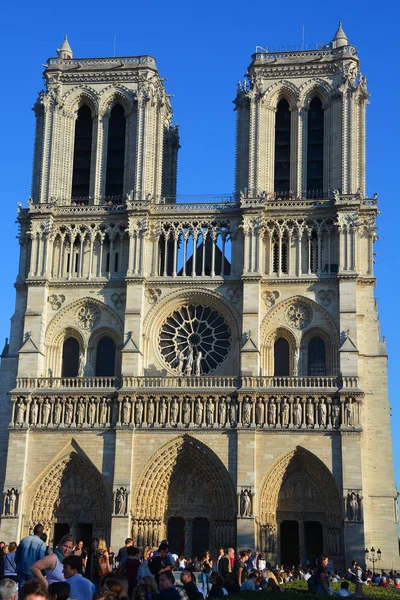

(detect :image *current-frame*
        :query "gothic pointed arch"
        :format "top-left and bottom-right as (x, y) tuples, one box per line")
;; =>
(257, 446), (343, 560)
(132, 435), (237, 550)
(264, 80), (299, 109)
(24, 443), (112, 544)
(63, 86), (99, 117)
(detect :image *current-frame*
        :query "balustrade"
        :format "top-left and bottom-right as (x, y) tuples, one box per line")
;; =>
(10, 394), (361, 430)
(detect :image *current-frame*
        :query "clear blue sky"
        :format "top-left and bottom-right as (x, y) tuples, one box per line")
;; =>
(1, 2), (399, 497)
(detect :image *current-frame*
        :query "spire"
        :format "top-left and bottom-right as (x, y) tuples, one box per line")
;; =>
(57, 35), (73, 60)
(332, 21), (348, 48)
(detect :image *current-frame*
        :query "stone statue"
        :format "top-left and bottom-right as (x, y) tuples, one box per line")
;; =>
(345, 399), (354, 426)
(42, 399), (51, 425)
(293, 399), (302, 426)
(147, 399), (154, 425)
(194, 398), (203, 425)
(78, 351), (85, 377)
(115, 488), (126, 515)
(135, 400), (143, 425)
(229, 400), (237, 425)
(16, 401), (25, 425)
(5, 489), (17, 516)
(349, 492), (359, 521)
(281, 399), (289, 426)
(159, 399), (167, 424)
(65, 400), (73, 425)
(122, 399), (131, 424)
(54, 401), (62, 425)
(30, 400), (38, 425)
(76, 400), (85, 425)
(256, 400), (264, 425)
(242, 399), (251, 425)
(88, 400), (96, 425)
(331, 400), (340, 428)
(185, 347), (194, 376)
(293, 348), (300, 376)
(240, 489), (252, 517)
(306, 399), (314, 425)
(266, 524), (275, 553)
(182, 399), (190, 424)
(170, 399), (179, 425)
(219, 398), (226, 426)
(176, 349), (184, 375)
(111, 401), (118, 424)
(206, 399), (214, 425)
(195, 351), (202, 376)
(268, 401), (276, 425)
(99, 399), (107, 425)
(319, 400), (327, 426)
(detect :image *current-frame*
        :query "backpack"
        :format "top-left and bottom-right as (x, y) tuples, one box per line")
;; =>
(307, 570), (318, 594)
(96, 552), (111, 577)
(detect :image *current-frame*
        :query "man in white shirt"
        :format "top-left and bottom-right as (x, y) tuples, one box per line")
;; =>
(62, 556), (95, 600)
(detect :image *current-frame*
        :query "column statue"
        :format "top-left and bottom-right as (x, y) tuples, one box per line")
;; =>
(195, 351), (202, 376)
(219, 398), (227, 426)
(185, 347), (194, 376)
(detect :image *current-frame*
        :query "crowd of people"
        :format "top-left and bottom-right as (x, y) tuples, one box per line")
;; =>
(0, 525), (399, 600)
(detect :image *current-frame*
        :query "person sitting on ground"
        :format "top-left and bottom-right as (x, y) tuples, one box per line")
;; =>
(177, 569), (202, 600)
(31, 535), (75, 587)
(20, 580), (49, 600)
(335, 581), (352, 597)
(379, 576), (388, 588)
(240, 572), (258, 592)
(0, 579), (18, 600)
(48, 582), (70, 600)
(157, 572), (180, 600)
(62, 555), (95, 600)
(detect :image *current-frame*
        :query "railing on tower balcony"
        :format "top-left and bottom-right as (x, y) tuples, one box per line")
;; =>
(239, 189), (334, 209)
(120, 375), (239, 389)
(15, 376), (118, 390)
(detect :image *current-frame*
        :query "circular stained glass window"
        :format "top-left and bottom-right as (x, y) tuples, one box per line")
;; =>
(159, 304), (231, 374)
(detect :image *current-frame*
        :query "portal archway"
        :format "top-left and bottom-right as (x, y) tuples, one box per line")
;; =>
(26, 452), (112, 545)
(258, 446), (343, 567)
(132, 435), (236, 554)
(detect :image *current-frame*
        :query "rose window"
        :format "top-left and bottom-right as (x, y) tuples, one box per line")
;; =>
(285, 301), (312, 330)
(159, 305), (231, 374)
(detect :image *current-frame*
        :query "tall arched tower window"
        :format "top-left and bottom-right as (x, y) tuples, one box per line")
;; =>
(274, 99), (291, 194)
(62, 337), (80, 377)
(71, 105), (93, 200)
(95, 336), (116, 376)
(307, 97), (324, 194)
(308, 336), (326, 375)
(274, 337), (290, 376)
(105, 104), (126, 199)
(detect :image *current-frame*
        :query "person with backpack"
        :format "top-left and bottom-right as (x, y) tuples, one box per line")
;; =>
(93, 539), (111, 588)
(315, 555), (332, 596)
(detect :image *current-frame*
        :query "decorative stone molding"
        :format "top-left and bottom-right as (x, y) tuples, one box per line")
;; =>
(225, 287), (241, 304)
(111, 293), (126, 309)
(145, 288), (162, 304)
(75, 302), (101, 329)
(262, 290), (280, 307)
(114, 487), (128, 515)
(285, 301), (312, 329)
(48, 294), (66, 310)
(238, 487), (254, 518)
(344, 490), (363, 522)
(318, 289), (335, 307)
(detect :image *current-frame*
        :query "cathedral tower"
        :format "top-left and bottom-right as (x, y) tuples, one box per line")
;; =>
(0, 27), (398, 570)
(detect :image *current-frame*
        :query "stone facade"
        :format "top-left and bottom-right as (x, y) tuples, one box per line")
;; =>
(0, 26), (398, 570)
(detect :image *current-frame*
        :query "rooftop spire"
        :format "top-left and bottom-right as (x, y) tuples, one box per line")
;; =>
(57, 35), (73, 60)
(332, 21), (348, 48)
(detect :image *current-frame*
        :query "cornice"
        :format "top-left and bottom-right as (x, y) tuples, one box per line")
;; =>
(261, 276), (338, 284)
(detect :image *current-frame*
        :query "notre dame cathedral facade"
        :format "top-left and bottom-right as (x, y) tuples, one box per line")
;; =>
(0, 24), (398, 569)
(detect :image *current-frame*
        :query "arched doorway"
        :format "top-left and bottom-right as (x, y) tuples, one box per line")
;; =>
(26, 452), (112, 546)
(132, 435), (236, 555)
(258, 446), (343, 568)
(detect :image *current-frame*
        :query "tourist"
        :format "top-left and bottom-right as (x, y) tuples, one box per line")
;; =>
(108, 548), (115, 572)
(207, 572), (227, 598)
(157, 572), (181, 600)
(93, 539), (111, 586)
(116, 539), (133, 570)
(73, 541), (87, 572)
(84, 539), (99, 582)
(48, 582), (70, 600)
(240, 572), (258, 591)
(236, 550), (249, 588)
(124, 547), (141, 596)
(15, 524), (47, 592)
(200, 551), (212, 595)
(62, 556), (95, 600)
(30, 534), (75, 587)
(177, 569), (202, 600)
(335, 581), (351, 597)
(137, 547), (153, 581)
(257, 553), (266, 571)
(215, 549), (224, 572)
(190, 557), (200, 572)
(394, 578), (400, 589)
(20, 580), (49, 600)
(148, 543), (171, 586)
(101, 578), (123, 598)
(315, 555), (332, 596)
(3, 543), (17, 582)
(132, 575), (158, 600)
(177, 556), (186, 571)
(379, 576), (388, 588)
(0, 579), (18, 600)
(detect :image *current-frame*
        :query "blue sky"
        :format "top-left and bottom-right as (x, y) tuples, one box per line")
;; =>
(1, 1), (399, 496)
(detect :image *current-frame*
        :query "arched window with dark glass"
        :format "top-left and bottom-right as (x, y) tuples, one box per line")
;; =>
(105, 104), (126, 200)
(62, 337), (80, 377)
(71, 105), (93, 200)
(274, 337), (290, 376)
(308, 336), (326, 376)
(307, 97), (324, 195)
(95, 336), (116, 376)
(274, 99), (291, 194)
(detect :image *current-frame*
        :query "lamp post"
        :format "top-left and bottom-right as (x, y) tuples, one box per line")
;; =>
(364, 547), (382, 576)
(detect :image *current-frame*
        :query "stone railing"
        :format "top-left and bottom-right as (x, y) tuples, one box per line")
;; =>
(10, 394), (361, 430)
(241, 376), (340, 389)
(120, 376), (238, 389)
(48, 56), (156, 67)
(15, 377), (118, 390)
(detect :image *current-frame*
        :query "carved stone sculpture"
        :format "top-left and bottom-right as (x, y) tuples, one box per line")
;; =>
(194, 398), (203, 425)
(229, 400), (237, 425)
(206, 399), (214, 425)
(345, 399), (354, 426)
(240, 489), (252, 517)
(219, 398), (226, 426)
(42, 399), (51, 425)
(159, 400), (167, 424)
(293, 348), (300, 376)
(16, 401), (25, 425)
(319, 400), (327, 426)
(182, 399), (190, 425)
(268, 401), (276, 425)
(78, 351), (85, 377)
(331, 400), (340, 428)
(176, 349), (184, 375)
(99, 399), (107, 425)
(4, 488), (18, 516)
(65, 400), (73, 425)
(281, 399), (289, 426)
(76, 400), (85, 425)
(135, 400), (143, 425)
(54, 401), (62, 425)
(242, 399), (251, 425)
(115, 488), (127, 515)
(88, 400), (96, 425)
(347, 492), (361, 521)
(122, 399), (131, 424)
(147, 399), (154, 425)
(306, 399), (314, 425)
(30, 400), (38, 425)
(256, 400), (264, 425)
(170, 399), (179, 425)
(293, 399), (302, 426)
(195, 351), (202, 376)
(185, 347), (194, 376)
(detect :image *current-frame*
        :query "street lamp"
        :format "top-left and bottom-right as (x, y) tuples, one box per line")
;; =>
(364, 547), (382, 575)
